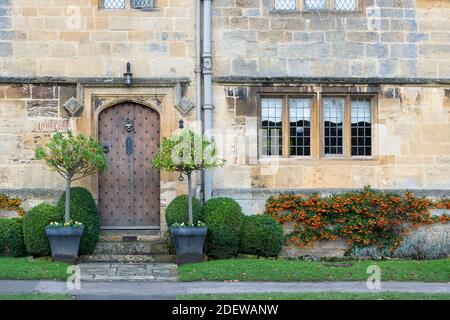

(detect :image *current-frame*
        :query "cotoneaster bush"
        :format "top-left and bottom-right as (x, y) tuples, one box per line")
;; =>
(266, 187), (450, 252)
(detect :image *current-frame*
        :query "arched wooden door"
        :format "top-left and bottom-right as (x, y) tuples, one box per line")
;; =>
(98, 102), (160, 229)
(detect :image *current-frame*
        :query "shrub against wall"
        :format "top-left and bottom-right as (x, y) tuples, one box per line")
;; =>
(23, 204), (60, 256)
(56, 187), (100, 255)
(239, 215), (284, 257)
(165, 195), (204, 227)
(0, 218), (25, 257)
(266, 187), (450, 251)
(394, 230), (450, 260)
(204, 197), (244, 259)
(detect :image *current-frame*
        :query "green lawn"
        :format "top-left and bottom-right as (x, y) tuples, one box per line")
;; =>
(178, 292), (450, 300)
(0, 293), (72, 300)
(0, 257), (69, 281)
(179, 258), (450, 282)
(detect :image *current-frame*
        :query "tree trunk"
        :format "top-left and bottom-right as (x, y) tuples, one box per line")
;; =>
(65, 178), (71, 224)
(187, 172), (193, 225)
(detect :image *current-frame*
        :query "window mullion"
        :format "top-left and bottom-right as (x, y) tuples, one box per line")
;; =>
(345, 95), (351, 159)
(283, 96), (290, 158)
(327, 0), (334, 10)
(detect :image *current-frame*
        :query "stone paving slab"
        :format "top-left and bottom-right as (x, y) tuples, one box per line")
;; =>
(78, 263), (178, 282)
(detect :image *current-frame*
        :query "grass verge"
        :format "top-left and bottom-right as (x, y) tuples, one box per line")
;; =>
(179, 258), (450, 282)
(178, 292), (450, 300)
(0, 293), (72, 300)
(0, 257), (69, 281)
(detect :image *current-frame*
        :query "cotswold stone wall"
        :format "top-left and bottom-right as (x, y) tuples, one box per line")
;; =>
(0, 84), (74, 195)
(0, 0), (197, 219)
(0, 83), (79, 213)
(211, 84), (450, 195)
(213, 0), (450, 78)
(210, 0), (450, 196)
(0, 0), (195, 78)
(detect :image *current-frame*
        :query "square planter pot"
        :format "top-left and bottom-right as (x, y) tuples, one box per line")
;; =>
(45, 226), (84, 264)
(170, 227), (207, 265)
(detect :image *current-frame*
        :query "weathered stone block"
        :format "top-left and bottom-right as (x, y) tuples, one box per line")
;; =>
(4, 84), (30, 99)
(0, 41), (11, 57)
(390, 44), (418, 58)
(232, 58), (257, 75)
(31, 85), (56, 99)
(365, 43), (389, 58)
(26, 100), (58, 117)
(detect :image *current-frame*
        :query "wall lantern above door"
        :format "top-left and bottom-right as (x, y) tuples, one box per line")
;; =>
(124, 62), (133, 86)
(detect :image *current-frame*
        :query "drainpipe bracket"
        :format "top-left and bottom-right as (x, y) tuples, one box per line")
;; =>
(202, 104), (214, 110)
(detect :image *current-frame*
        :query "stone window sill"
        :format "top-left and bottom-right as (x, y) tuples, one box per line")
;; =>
(131, 7), (159, 12)
(269, 9), (363, 15)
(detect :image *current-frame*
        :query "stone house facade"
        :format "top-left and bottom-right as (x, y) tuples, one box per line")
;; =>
(0, 0), (449, 234)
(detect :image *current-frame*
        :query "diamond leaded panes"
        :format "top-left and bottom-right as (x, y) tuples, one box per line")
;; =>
(101, 0), (126, 9)
(274, 0), (297, 10)
(304, 0), (327, 10)
(132, 0), (155, 9)
(335, 0), (358, 11)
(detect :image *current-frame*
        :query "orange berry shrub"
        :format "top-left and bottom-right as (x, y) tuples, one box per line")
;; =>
(0, 194), (25, 217)
(266, 187), (450, 251)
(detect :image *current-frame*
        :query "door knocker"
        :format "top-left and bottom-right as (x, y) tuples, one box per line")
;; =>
(124, 118), (134, 132)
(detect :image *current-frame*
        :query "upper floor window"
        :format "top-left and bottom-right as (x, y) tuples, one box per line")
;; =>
(100, 0), (155, 10)
(101, 0), (126, 9)
(273, 0), (359, 11)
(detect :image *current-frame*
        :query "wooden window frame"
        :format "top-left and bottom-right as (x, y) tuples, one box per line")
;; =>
(258, 93), (316, 159)
(258, 91), (377, 160)
(320, 93), (377, 160)
(271, 0), (362, 12)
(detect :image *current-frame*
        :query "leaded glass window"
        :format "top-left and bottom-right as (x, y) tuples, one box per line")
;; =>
(304, 0), (327, 10)
(335, 0), (358, 11)
(274, 0), (297, 10)
(261, 98), (283, 156)
(101, 0), (126, 9)
(351, 99), (372, 156)
(132, 0), (155, 9)
(323, 98), (344, 156)
(289, 98), (312, 156)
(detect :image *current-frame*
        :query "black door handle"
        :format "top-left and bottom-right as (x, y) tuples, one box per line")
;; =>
(102, 145), (110, 153)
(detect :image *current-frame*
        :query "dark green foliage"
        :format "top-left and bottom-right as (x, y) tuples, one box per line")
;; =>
(165, 195), (204, 227)
(239, 215), (284, 257)
(0, 218), (26, 257)
(23, 204), (60, 256)
(56, 187), (100, 255)
(204, 197), (244, 259)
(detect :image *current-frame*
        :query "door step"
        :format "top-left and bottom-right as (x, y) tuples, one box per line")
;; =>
(100, 230), (163, 241)
(80, 254), (177, 264)
(81, 233), (176, 263)
(92, 240), (170, 255)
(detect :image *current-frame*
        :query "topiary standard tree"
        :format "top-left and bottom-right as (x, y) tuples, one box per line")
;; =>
(151, 129), (224, 225)
(35, 130), (107, 224)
